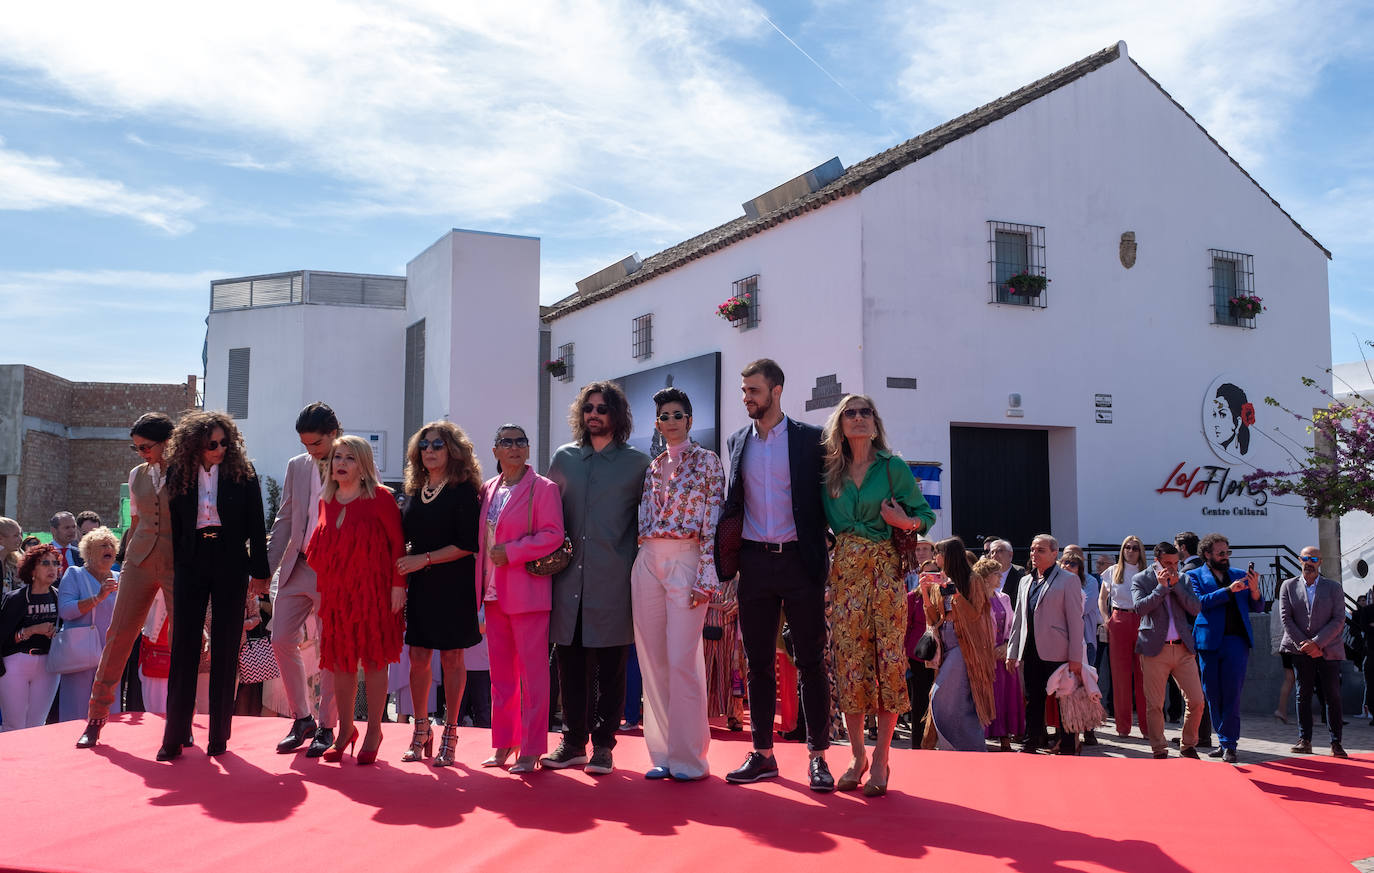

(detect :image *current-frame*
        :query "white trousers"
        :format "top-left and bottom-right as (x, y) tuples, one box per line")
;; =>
(139, 667), (169, 715)
(631, 538), (709, 778)
(0, 653), (61, 731)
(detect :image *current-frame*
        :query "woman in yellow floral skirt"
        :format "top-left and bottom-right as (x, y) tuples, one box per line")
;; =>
(821, 394), (934, 797)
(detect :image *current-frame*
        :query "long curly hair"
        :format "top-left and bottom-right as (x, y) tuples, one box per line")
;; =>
(821, 394), (893, 498)
(165, 410), (255, 497)
(402, 420), (482, 496)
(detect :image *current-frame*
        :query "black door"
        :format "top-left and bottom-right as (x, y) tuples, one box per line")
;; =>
(949, 426), (1051, 557)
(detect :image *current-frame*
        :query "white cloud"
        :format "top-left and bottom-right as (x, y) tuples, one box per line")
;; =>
(0, 137), (203, 233)
(0, 1), (840, 237)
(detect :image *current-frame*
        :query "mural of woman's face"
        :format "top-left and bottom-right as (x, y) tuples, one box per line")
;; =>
(1210, 394), (1238, 446)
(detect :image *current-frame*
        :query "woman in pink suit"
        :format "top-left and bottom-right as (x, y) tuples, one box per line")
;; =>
(476, 424), (565, 774)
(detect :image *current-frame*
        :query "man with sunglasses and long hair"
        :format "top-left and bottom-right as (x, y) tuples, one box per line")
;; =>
(543, 382), (650, 775)
(265, 402), (342, 757)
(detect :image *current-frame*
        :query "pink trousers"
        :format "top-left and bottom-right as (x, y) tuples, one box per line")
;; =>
(485, 599), (551, 757)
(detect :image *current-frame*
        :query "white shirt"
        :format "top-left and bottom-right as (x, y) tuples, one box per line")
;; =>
(1106, 563), (1140, 609)
(741, 415), (796, 544)
(128, 462), (166, 496)
(197, 464), (222, 528)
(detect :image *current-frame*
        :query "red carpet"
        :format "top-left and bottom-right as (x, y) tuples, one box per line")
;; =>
(1241, 754), (1374, 863)
(0, 713), (1360, 873)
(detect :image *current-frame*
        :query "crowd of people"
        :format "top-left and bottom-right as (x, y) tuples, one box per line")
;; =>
(0, 357), (1364, 791)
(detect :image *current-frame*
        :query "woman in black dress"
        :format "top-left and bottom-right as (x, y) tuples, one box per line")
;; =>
(395, 420), (482, 766)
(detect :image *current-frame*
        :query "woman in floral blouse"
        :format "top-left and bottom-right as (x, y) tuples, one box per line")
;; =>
(631, 386), (725, 781)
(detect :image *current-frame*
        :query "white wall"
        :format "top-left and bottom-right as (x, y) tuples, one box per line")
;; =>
(856, 51), (1330, 549)
(547, 199), (865, 450)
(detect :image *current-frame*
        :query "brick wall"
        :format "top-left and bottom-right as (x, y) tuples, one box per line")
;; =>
(69, 378), (197, 427)
(17, 430), (67, 532)
(67, 439), (131, 528)
(20, 367), (74, 422)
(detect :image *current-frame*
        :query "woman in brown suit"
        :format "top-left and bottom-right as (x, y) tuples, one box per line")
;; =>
(77, 413), (178, 749)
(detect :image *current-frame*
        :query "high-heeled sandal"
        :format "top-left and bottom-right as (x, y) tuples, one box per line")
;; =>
(433, 722), (460, 767)
(322, 726), (358, 763)
(401, 722), (434, 762)
(836, 758), (869, 792)
(481, 747), (515, 768)
(862, 763), (889, 797)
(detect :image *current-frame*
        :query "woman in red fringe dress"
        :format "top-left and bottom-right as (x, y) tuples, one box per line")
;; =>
(307, 435), (406, 764)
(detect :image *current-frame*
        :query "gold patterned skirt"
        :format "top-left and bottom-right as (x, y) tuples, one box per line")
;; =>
(826, 532), (910, 715)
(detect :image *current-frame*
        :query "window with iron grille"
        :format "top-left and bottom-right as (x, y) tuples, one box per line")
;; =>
(404, 319), (425, 438)
(987, 221), (1047, 307)
(226, 348), (250, 419)
(557, 342), (574, 383)
(732, 275), (760, 329)
(1209, 249), (1256, 328)
(632, 314), (653, 360)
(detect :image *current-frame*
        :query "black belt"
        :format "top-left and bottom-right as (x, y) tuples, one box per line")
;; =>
(1112, 607), (1132, 613)
(741, 539), (798, 554)
(1163, 639), (1186, 645)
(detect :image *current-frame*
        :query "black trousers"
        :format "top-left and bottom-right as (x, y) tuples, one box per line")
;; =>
(458, 670), (492, 728)
(162, 536), (249, 749)
(1021, 644), (1069, 748)
(907, 658), (935, 748)
(737, 546), (830, 752)
(1294, 653), (1343, 744)
(555, 611), (628, 751)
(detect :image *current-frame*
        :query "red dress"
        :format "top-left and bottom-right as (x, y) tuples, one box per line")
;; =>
(306, 487), (406, 672)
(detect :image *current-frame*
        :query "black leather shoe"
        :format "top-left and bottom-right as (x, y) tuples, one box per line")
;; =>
(1180, 746), (1200, 759)
(1207, 746), (1225, 758)
(76, 721), (104, 749)
(183, 733), (195, 748)
(1019, 742), (1042, 754)
(1331, 742), (1349, 759)
(1081, 730), (1098, 746)
(156, 745), (182, 762)
(277, 715), (318, 753)
(1222, 748), (1238, 764)
(306, 727), (335, 759)
(207, 739), (228, 757)
(808, 757), (835, 793)
(725, 751), (779, 784)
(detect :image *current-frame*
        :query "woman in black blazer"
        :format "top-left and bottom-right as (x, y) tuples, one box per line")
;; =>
(156, 410), (269, 761)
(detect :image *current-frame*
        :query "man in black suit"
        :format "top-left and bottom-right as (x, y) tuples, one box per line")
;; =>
(984, 539), (1025, 610)
(158, 412), (270, 761)
(718, 359), (833, 792)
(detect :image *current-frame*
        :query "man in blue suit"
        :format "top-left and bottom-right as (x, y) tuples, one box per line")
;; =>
(1186, 533), (1262, 763)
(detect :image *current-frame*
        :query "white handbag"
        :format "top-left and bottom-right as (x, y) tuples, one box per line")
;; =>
(47, 623), (104, 674)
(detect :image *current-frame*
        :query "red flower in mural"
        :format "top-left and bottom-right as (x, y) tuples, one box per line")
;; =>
(1241, 402), (1256, 427)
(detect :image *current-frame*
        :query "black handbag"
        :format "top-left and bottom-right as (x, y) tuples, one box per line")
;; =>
(703, 624), (724, 641)
(912, 626), (939, 662)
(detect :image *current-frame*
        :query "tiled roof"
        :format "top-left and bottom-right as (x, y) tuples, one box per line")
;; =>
(544, 42), (1328, 322)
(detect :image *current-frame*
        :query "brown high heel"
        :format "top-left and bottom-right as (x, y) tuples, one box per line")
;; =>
(862, 763), (889, 797)
(433, 722), (460, 767)
(836, 757), (869, 792)
(401, 722), (433, 762)
(322, 727), (358, 763)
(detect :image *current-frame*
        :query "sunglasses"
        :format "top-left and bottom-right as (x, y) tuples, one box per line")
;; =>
(656, 411), (687, 422)
(130, 442), (158, 454)
(204, 439), (227, 451)
(841, 407), (874, 420)
(1062, 559), (1083, 568)
(37, 559), (63, 567)
(1124, 544), (1141, 552)
(1299, 555), (1320, 563)
(418, 438), (446, 451)
(582, 403), (610, 415)
(495, 437), (530, 449)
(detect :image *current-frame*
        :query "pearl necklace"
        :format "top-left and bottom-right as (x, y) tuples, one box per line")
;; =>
(420, 478), (446, 504)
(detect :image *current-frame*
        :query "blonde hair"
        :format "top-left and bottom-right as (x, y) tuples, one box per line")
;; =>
(77, 526), (120, 565)
(322, 435), (381, 502)
(821, 394), (893, 498)
(971, 557), (1003, 580)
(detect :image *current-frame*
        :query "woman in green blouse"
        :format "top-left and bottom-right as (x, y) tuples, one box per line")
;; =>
(821, 394), (935, 797)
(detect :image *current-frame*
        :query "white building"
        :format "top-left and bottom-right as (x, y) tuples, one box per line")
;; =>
(542, 41), (1333, 568)
(203, 229), (540, 490)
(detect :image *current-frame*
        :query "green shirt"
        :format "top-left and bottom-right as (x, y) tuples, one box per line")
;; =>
(823, 450), (936, 542)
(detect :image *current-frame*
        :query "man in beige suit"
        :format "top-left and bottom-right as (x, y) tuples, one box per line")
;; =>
(267, 402), (340, 756)
(1007, 534), (1085, 754)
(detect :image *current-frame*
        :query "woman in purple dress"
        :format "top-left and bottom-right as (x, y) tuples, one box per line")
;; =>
(982, 559), (1024, 750)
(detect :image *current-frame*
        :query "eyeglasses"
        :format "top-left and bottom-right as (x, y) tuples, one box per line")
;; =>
(37, 559), (63, 567)
(1062, 559), (1084, 568)
(656, 411), (687, 422)
(495, 437), (530, 449)
(204, 439), (226, 451)
(130, 442), (158, 454)
(582, 403), (610, 415)
(1211, 549), (1231, 558)
(1299, 555), (1321, 563)
(418, 439), (446, 451)
(841, 407), (874, 420)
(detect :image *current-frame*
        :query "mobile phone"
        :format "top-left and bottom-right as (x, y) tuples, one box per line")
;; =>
(1248, 562), (1255, 573)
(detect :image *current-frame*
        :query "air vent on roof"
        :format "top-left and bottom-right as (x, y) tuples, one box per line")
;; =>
(742, 157), (845, 219)
(576, 253), (642, 297)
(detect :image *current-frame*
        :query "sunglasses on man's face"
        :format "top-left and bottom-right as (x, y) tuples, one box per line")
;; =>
(204, 439), (227, 451)
(656, 411), (687, 422)
(841, 407), (874, 420)
(495, 437), (530, 449)
(418, 439), (446, 451)
(582, 403), (610, 415)
(1299, 555), (1320, 563)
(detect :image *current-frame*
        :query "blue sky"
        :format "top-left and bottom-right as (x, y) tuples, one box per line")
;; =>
(2, 0), (1371, 384)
